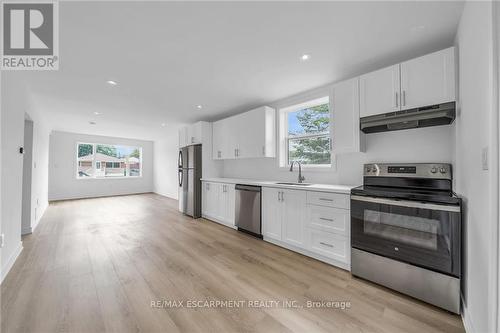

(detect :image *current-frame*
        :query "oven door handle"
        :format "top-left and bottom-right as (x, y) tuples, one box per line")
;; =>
(351, 195), (461, 212)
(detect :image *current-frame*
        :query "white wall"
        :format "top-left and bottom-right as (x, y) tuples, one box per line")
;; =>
(21, 119), (33, 235)
(454, 1), (497, 332)
(1, 73), (27, 282)
(153, 132), (180, 199)
(49, 131), (154, 201)
(26, 105), (51, 234)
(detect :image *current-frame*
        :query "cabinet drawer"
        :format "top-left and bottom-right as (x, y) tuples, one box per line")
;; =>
(306, 191), (349, 209)
(307, 206), (349, 235)
(306, 229), (349, 263)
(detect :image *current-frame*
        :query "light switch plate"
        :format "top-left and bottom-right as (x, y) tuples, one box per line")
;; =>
(482, 147), (489, 170)
(0, 233), (4, 248)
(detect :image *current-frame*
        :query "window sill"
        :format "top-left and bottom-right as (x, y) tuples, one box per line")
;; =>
(76, 176), (143, 180)
(278, 164), (336, 173)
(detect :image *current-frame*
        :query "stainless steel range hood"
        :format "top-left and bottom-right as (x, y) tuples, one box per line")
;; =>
(360, 102), (456, 134)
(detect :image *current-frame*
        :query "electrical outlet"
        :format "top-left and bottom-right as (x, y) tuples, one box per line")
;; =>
(1, 234), (4, 248)
(482, 147), (489, 171)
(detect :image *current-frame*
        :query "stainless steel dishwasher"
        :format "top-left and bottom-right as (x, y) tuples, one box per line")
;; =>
(235, 184), (262, 238)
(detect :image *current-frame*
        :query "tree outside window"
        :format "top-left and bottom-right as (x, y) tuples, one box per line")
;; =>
(285, 98), (331, 166)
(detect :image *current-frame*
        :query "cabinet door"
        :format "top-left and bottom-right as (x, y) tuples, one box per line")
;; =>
(359, 64), (400, 117)
(281, 189), (306, 248)
(212, 120), (224, 160)
(204, 182), (218, 218)
(179, 126), (188, 148)
(187, 122), (202, 145)
(332, 77), (364, 153)
(400, 47), (455, 110)
(218, 184), (235, 226)
(262, 187), (283, 240)
(237, 109), (260, 159)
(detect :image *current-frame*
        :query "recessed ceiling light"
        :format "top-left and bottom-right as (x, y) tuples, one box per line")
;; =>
(196, 105), (203, 109)
(300, 54), (311, 61)
(93, 111), (101, 115)
(161, 123), (166, 127)
(89, 121), (96, 125)
(106, 80), (117, 86)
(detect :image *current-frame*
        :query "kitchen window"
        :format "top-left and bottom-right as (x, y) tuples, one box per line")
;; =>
(278, 96), (331, 167)
(76, 142), (142, 179)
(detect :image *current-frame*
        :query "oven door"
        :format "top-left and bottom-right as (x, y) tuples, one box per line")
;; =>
(351, 195), (461, 277)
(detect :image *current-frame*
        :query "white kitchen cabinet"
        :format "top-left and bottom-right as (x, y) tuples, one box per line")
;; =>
(262, 188), (306, 248)
(332, 77), (365, 153)
(359, 47), (456, 118)
(262, 187), (351, 270)
(262, 187), (283, 240)
(179, 126), (188, 148)
(212, 106), (275, 160)
(212, 118), (233, 160)
(202, 181), (235, 228)
(179, 121), (204, 148)
(359, 64), (400, 117)
(281, 190), (307, 248)
(400, 47), (455, 110)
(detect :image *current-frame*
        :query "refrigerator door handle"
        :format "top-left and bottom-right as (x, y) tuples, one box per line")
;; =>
(178, 150), (183, 169)
(178, 169), (183, 187)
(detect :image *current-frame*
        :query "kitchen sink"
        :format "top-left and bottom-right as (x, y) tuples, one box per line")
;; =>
(275, 182), (313, 186)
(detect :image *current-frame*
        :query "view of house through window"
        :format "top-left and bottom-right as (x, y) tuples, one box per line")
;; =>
(284, 97), (331, 166)
(77, 143), (142, 178)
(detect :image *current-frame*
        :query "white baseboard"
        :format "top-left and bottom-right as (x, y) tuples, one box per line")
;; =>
(154, 191), (178, 200)
(1, 241), (23, 284)
(202, 215), (237, 230)
(461, 295), (475, 333)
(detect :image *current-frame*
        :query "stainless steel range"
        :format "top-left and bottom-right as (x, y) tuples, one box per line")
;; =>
(350, 163), (462, 314)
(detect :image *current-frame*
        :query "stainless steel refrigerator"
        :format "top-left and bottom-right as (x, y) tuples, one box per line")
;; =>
(178, 144), (202, 218)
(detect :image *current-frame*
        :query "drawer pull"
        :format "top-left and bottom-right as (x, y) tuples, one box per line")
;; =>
(319, 242), (334, 248)
(319, 217), (333, 222)
(319, 198), (334, 202)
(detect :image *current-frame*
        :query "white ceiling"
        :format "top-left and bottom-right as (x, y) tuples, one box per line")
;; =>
(19, 1), (464, 140)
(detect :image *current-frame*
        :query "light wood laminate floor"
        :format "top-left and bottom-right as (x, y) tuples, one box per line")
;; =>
(1, 194), (464, 333)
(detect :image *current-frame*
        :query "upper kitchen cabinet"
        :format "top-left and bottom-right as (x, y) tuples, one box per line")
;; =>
(332, 77), (365, 153)
(179, 121), (203, 147)
(212, 106), (275, 160)
(359, 47), (456, 118)
(359, 64), (400, 117)
(400, 47), (455, 110)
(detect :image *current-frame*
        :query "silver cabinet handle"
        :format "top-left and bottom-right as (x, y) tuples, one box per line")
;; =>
(191, 137), (195, 143)
(262, 146), (265, 155)
(395, 91), (398, 108)
(319, 217), (334, 222)
(277, 191), (281, 202)
(320, 242), (334, 248)
(402, 90), (406, 106)
(281, 191), (284, 202)
(319, 198), (333, 202)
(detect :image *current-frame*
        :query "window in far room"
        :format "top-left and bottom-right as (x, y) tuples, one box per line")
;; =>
(76, 142), (142, 179)
(278, 96), (331, 167)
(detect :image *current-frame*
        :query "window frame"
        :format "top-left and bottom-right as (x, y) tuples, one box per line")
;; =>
(277, 95), (335, 170)
(75, 142), (143, 180)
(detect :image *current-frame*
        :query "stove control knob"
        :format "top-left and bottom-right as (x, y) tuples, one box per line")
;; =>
(439, 167), (446, 174)
(366, 166), (372, 173)
(430, 167), (437, 174)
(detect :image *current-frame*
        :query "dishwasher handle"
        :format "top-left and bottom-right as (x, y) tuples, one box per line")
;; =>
(235, 184), (261, 192)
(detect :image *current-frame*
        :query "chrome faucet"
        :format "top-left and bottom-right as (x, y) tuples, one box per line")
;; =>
(289, 161), (306, 183)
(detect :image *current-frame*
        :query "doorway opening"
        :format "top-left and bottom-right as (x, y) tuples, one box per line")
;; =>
(21, 116), (34, 235)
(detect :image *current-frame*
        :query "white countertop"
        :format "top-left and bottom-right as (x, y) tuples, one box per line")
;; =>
(201, 177), (355, 194)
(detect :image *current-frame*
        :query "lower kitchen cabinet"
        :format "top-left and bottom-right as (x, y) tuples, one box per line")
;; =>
(202, 181), (235, 228)
(262, 187), (351, 270)
(262, 188), (306, 247)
